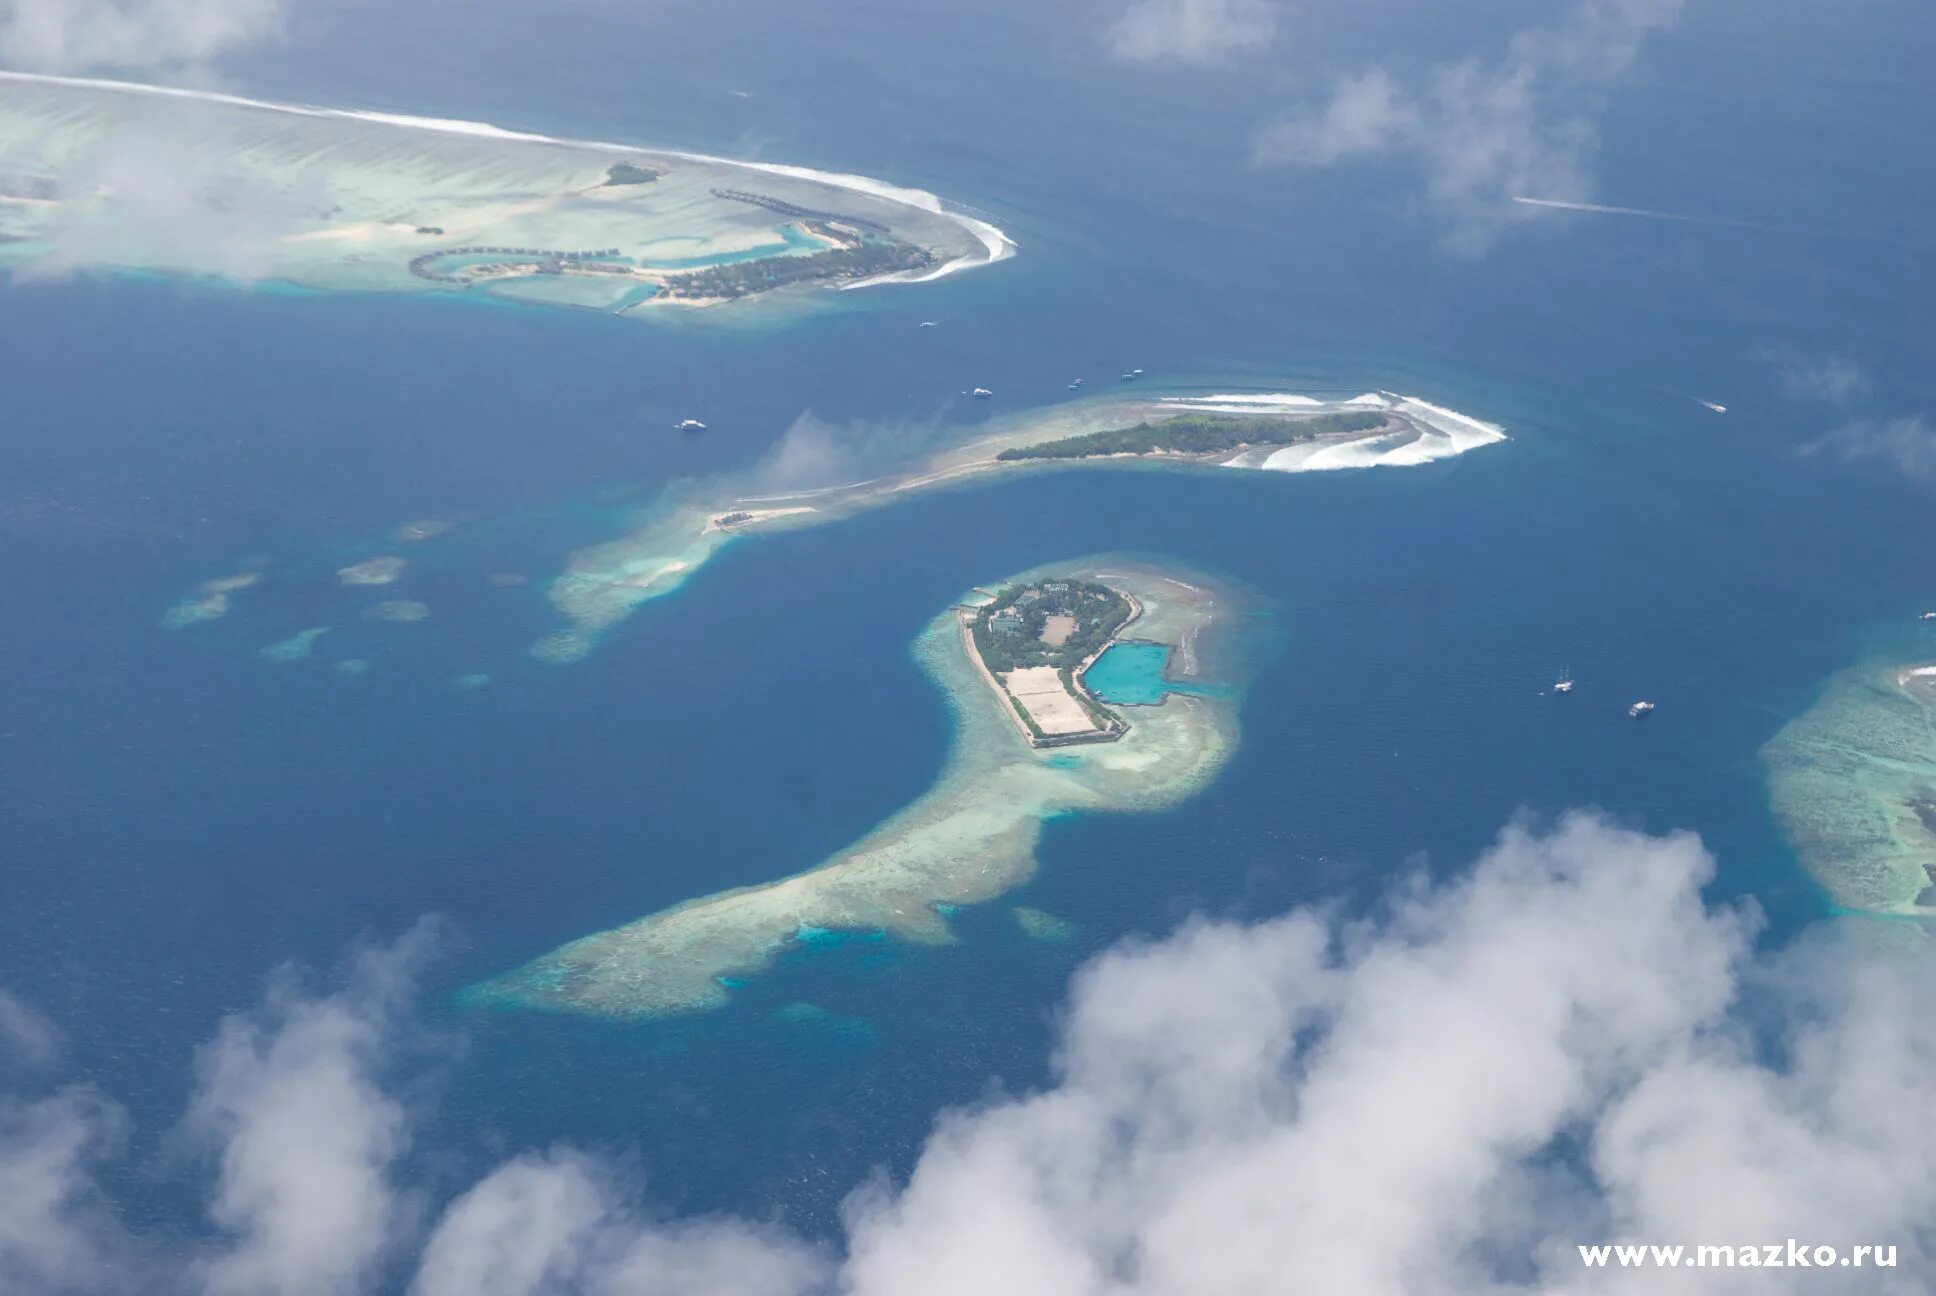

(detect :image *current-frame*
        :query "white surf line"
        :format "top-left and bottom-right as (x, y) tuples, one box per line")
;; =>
(0, 70), (1016, 279)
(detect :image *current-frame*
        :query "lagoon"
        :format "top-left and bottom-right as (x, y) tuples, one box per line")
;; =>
(1085, 641), (1183, 705)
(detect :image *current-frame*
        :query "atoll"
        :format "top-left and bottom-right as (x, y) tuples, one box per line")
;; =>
(0, 74), (1008, 313)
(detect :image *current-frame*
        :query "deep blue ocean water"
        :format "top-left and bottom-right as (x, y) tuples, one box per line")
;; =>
(1, 0), (1933, 1248)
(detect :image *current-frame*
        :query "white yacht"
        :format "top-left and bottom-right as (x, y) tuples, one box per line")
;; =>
(1628, 700), (1656, 718)
(675, 418), (707, 432)
(972, 387), (993, 399)
(1552, 669), (1575, 694)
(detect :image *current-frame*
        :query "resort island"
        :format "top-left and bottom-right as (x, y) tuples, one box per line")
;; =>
(466, 557), (1256, 1018)
(1764, 656), (1936, 917)
(0, 73), (1010, 312)
(531, 389), (1505, 662)
(967, 578), (1135, 747)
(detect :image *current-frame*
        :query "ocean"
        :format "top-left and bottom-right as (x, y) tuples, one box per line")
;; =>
(1, 0), (1932, 1248)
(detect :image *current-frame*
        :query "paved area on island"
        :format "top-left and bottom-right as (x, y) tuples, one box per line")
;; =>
(1002, 666), (1102, 736)
(1040, 614), (1077, 647)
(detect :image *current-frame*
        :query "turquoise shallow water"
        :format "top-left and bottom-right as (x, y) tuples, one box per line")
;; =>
(1085, 641), (1191, 704)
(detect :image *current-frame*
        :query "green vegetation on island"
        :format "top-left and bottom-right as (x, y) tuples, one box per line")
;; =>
(602, 162), (661, 185)
(995, 410), (1387, 461)
(660, 237), (937, 300)
(715, 511), (755, 527)
(972, 580), (1131, 673)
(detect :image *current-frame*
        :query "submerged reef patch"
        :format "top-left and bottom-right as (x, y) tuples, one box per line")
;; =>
(161, 571), (261, 629)
(363, 599), (430, 622)
(1013, 906), (1075, 941)
(467, 557), (1260, 1018)
(336, 556), (406, 586)
(258, 626), (330, 662)
(1765, 658), (1936, 915)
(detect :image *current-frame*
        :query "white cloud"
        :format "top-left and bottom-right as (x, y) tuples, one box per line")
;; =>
(413, 1150), (828, 1296)
(1777, 356), (1872, 405)
(7, 817), (1936, 1294)
(842, 813), (1753, 1295)
(185, 925), (435, 1296)
(0, 990), (60, 1068)
(0, 1091), (130, 1295)
(1257, 0), (1684, 252)
(1108, 0), (1277, 65)
(743, 411), (946, 495)
(1800, 415), (1936, 486)
(19, 119), (330, 285)
(1253, 68), (1416, 165)
(0, 0), (284, 74)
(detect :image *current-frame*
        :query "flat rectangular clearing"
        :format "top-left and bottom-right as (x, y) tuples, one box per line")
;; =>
(1002, 666), (1103, 736)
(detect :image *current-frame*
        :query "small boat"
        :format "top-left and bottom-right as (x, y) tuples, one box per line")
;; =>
(1628, 700), (1656, 718)
(972, 387), (993, 399)
(1068, 378), (1084, 389)
(675, 419), (707, 432)
(1922, 611), (1936, 621)
(1121, 368), (1144, 381)
(918, 320), (939, 328)
(1698, 400), (1727, 414)
(1552, 669), (1574, 694)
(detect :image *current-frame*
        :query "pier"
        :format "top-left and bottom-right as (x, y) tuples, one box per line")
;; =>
(709, 187), (892, 235)
(409, 246), (627, 283)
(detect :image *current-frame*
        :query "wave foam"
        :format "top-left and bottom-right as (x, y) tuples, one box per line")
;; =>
(1160, 389), (1507, 474)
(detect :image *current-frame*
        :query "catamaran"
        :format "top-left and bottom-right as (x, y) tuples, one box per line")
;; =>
(1628, 700), (1656, 718)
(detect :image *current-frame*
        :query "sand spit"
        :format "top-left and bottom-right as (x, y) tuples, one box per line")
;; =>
(534, 388), (1504, 663)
